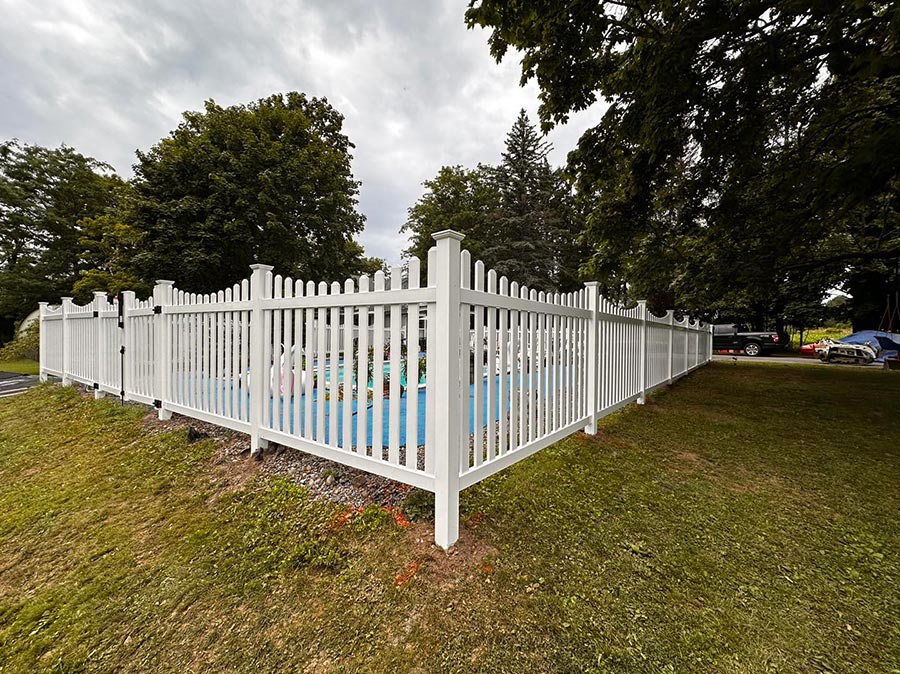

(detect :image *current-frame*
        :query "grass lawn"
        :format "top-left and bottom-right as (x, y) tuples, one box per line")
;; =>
(0, 359), (39, 375)
(0, 363), (898, 673)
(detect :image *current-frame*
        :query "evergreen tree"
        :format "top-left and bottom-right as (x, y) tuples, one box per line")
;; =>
(403, 111), (584, 292)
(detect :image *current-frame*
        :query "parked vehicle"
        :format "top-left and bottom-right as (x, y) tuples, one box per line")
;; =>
(814, 339), (881, 365)
(712, 324), (785, 356)
(800, 330), (900, 363)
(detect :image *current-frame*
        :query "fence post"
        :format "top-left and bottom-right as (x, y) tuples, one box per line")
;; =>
(38, 302), (48, 382)
(121, 291), (135, 400)
(93, 292), (107, 398)
(667, 311), (674, 384)
(432, 230), (464, 550)
(684, 317), (690, 372)
(695, 322), (701, 368)
(249, 264), (273, 457)
(637, 300), (648, 405)
(153, 280), (175, 420)
(60, 297), (73, 386)
(708, 323), (714, 363)
(584, 282), (599, 434)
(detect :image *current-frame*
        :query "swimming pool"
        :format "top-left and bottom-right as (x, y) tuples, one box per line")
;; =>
(184, 365), (573, 448)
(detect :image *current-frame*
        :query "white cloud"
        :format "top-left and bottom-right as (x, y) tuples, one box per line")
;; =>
(0, 0), (605, 264)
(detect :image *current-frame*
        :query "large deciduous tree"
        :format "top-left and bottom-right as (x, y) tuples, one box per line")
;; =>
(467, 1), (900, 327)
(402, 110), (584, 292)
(401, 164), (501, 268)
(0, 140), (121, 342)
(130, 92), (369, 292)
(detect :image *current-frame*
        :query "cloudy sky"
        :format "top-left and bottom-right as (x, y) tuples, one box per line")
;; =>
(0, 0), (603, 263)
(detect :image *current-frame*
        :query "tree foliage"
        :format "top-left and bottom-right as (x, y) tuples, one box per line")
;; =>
(73, 194), (151, 303)
(403, 110), (584, 292)
(402, 164), (501, 267)
(130, 92), (370, 292)
(467, 1), (900, 326)
(0, 140), (121, 341)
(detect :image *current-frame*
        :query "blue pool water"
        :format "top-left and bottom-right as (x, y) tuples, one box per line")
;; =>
(182, 367), (573, 448)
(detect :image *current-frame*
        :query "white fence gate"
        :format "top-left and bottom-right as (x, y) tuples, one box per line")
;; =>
(39, 230), (712, 548)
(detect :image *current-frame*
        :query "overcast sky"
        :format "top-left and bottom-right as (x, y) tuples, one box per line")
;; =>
(0, 0), (603, 263)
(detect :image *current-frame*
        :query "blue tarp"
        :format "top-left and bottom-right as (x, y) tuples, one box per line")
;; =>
(838, 330), (900, 362)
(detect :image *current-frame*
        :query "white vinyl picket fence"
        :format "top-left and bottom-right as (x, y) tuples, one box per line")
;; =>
(39, 230), (712, 547)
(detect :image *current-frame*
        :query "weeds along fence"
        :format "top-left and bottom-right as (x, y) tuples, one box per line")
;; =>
(39, 230), (712, 548)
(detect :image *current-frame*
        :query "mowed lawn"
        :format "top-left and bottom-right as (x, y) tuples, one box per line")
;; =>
(0, 359), (39, 376)
(0, 363), (898, 673)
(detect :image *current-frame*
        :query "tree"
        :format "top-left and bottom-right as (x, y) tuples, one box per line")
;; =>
(0, 140), (121, 343)
(401, 164), (501, 266)
(466, 1), (900, 322)
(72, 204), (151, 302)
(402, 111), (584, 292)
(488, 109), (584, 291)
(129, 92), (369, 293)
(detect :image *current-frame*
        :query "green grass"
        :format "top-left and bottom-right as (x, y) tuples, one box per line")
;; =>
(0, 359), (39, 375)
(1, 364), (898, 673)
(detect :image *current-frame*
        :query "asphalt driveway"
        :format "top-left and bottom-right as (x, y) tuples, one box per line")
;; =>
(0, 371), (40, 397)
(712, 353), (881, 367)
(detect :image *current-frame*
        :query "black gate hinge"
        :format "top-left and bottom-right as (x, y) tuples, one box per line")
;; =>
(153, 305), (162, 314)
(153, 399), (162, 409)
(92, 382), (99, 390)
(119, 346), (126, 355)
(92, 310), (99, 318)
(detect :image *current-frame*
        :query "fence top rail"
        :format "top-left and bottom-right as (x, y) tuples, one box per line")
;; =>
(459, 287), (592, 318)
(454, 248), (588, 311)
(64, 300), (94, 314)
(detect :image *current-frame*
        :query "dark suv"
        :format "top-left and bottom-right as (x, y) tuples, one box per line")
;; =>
(713, 324), (786, 356)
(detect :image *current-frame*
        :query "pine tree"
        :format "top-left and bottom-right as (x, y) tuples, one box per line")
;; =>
(487, 110), (582, 292)
(402, 111), (584, 291)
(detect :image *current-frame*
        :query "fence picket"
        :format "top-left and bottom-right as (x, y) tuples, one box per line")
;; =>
(329, 281), (341, 447)
(356, 275), (371, 454)
(497, 276), (508, 457)
(293, 280), (305, 436)
(508, 281), (519, 453)
(424, 250), (437, 473)
(304, 281), (316, 438)
(486, 270), (497, 462)
(316, 281), (328, 443)
(405, 258), (421, 469)
(342, 278), (355, 451)
(459, 250), (471, 469)
(472, 261), (484, 467)
(388, 266), (402, 463)
(372, 271), (385, 459)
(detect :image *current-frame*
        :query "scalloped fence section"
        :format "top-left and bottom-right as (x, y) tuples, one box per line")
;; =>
(39, 230), (712, 548)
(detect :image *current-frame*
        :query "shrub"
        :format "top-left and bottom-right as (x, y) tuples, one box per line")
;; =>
(0, 321), (39, 361)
